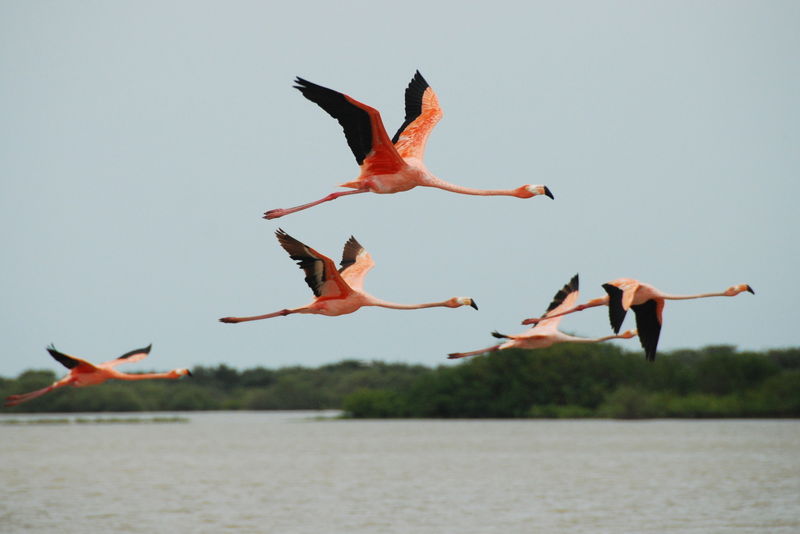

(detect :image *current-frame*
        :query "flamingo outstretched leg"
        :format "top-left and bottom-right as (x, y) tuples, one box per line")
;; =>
(4, 379), (72, 407)
(447, 345), (502, 360)
(263, 189), (368, 220)
(219, 308), (297, 323)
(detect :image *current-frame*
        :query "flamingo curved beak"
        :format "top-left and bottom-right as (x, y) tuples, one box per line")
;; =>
(470, 299), (479, 310)
(746, 285), (754, 294)
(543, 186), (554, 200)
(186, 370), (193, 377)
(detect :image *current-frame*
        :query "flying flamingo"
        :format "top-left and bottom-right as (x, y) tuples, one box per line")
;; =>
(219, 229), (478, 323)
(263, 71), (554, 220)
(448, 274), (637, 359)
(4, 344), (191, 407)
(521, 278), (754, 361)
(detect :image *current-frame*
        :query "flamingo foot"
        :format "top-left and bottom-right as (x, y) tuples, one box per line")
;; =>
(4, 395), (22, 407)
(263, 209), (287, 220)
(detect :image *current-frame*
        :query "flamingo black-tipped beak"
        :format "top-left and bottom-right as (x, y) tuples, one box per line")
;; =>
(746, 285), (754, 294)
(543, 186), (554, 199)
(470, 300), (479, 310)
(186, 370), (193, 377)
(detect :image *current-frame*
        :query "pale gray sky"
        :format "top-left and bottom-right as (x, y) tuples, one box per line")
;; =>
(1, 1), (798, 376)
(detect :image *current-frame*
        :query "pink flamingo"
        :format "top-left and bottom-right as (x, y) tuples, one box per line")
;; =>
(219, 229), (478, 323)
(448, 274), (637, 359)
(263, 71), (553, 220)
(4, 344), (191, 407)
(521, 278), (754, 361)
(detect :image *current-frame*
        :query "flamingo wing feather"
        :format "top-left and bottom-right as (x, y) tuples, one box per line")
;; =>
(100, 344), (153, 368)
(276, 229), (349, 298)
(631, 299), (662, 361)
(46, 345), (98, 372)
(392, 71), (443, 159)
(602, 283), (628, 334)
(294, 77), (405, 177)
(338, 236), (374, 292)
(339, 236), (363, 272)
(534, 274), (580, 332)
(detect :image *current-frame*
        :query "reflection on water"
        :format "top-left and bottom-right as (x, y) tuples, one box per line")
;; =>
(1, 413), (798, 533)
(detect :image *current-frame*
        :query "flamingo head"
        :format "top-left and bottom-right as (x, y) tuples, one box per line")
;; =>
(451, 297), (478, 310)
(172, 368), (193, 378)
(725, 284), (755, 296)
(517, 185), (554, 199)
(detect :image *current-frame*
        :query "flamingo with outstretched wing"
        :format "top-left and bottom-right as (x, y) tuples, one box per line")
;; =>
(448, 274), (636, 359)
(521, 278), (754, 361)
(219, 229), (477, 323)
(4, 344), (191, 407)
(264, 71), (553, 219)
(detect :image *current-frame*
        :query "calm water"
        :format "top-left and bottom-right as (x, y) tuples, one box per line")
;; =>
(1, 413), (798, 533)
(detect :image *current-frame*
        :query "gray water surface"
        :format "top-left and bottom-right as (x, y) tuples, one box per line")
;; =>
(1, 413), (798, 533)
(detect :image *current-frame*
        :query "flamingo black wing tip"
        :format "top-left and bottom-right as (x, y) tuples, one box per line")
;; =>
(569, 273), (579, 291)
(412, 70), (429, 88)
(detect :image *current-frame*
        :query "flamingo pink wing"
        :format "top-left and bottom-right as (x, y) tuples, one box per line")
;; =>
(276, 229), (350, 299)
(604, 278), (640, 310)
(99, 344), (153, 368)
(294, 77), (405, 178)
(46, 345), (99, 372)
(391, 71), (443, 160)
(531, 274), (580, 333)
(602, 278), (640, 333)
(338, 236), (374, 292)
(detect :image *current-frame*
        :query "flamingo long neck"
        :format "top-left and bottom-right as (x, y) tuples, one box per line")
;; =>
(661, 291), (729, 301)
(424, 176), (520, 196)
(566, 333), (628, 344)
(114, 371), (182, 380)
(368, 298), (452, 310)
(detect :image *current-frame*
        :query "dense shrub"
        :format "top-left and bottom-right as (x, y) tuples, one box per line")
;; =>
(3, 346), (799, 418)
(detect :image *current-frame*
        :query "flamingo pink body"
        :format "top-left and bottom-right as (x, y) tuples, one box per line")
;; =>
(4, 344), (191, 407)
(263, 72), (553, 220)
(520, 278), (754, 361)
(219, 229), (478, 323)
(448, 274), (637, 359)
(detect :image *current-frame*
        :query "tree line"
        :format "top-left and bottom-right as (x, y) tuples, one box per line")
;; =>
(2, 344), (799, 418)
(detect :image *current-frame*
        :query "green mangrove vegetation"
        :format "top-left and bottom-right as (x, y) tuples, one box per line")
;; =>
(2, 345), (799, 419)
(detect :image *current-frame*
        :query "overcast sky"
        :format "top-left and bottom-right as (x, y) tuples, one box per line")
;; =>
(1, 1), (798, 376)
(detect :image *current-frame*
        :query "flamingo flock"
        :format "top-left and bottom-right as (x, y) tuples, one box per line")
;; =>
(5, 71), (753, 407)
(448, 275), (638, 359)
